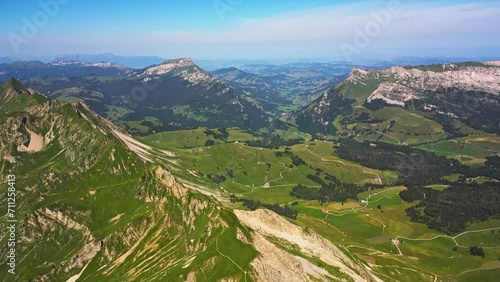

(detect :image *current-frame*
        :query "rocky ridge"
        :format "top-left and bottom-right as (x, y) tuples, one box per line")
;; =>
(345, 62), (500, 106)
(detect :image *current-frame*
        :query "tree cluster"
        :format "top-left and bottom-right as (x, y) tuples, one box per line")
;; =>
(229, 195), (298, 220)
(246, 134), (302, 149)
(336, 140), (469, 186)
(469, 246), (485, 258)
(401, 182), (500, 234)
(206, 173), (226, 184)
(290, 173), (366, 203)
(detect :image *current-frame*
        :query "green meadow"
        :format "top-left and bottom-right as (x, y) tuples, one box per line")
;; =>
(142, 127), (500, 281)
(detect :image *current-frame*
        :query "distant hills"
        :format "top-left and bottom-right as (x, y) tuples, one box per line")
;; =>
(0, 60), (132, 81)
(212, 63), (351, 114)
(0, 54), (166, 68)
(54, 53), (166, 68)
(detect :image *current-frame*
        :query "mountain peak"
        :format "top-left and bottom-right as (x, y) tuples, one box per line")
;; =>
(485, 60), (500, 67)
(2, 77), (30, 96)
(162, 57), (193, 65)
(346, 67), (369, 83)
(141, 58), (195, 76)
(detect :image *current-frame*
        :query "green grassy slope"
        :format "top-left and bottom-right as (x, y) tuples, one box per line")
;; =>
(0, 80), (258, 281)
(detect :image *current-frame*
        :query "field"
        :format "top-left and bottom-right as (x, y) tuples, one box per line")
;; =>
(273, 126), (312, 141)
(294, 187), (500, 281)
(142, 127), (257, 149)
(341, 106), (449, 145)
(142, 127), (500, 281)
(145, 129), (398, 204)
(417, 136), (500, 166)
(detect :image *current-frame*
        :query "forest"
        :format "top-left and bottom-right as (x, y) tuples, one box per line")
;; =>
(290, 173), (366, 203)
(229, 195), (298, 219)
(245, 134), (303, 149)
(335, 140), (499, 186)
(400, 182), (500, 234)
(414, 87), (500, 134)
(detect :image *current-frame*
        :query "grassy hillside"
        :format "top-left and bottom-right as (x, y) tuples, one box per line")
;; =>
(0, 79), (259, 281)
(287, 61), (500, 142)
(1, 79), (382, 282)
(18, 60), (271, 135)
(141, 122), (500, 281)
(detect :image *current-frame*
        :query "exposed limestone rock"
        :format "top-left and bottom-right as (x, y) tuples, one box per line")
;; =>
(250, 232), (311, 282)
(236, 228), (250, 245)
(347, 62), (500, 106)
(235, 209), (382, 282)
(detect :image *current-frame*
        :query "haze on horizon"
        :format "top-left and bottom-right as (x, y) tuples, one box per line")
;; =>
(1, 0), (499, 61)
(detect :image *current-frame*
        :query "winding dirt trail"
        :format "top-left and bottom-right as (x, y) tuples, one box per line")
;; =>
(216, 233), (248, 282)
(395, 227), (500, 250)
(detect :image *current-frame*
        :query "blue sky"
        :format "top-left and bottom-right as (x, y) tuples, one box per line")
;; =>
(1, 0), (499, 60)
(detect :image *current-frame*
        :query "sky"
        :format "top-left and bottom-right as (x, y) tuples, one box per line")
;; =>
(1, 0), (499, 60)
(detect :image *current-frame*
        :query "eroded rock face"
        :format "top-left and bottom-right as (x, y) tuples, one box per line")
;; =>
(235, 209), (382, 282)
(138, 57), (221, 87)
(141, 58), (195, 76)
(154, 166), (190, 203)
(347, 62), (500, 106)
(250, 232), (311, 282)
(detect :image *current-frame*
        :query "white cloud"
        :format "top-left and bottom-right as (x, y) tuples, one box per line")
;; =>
(146, 1), (500, 47)
(2, 1), (499, 58)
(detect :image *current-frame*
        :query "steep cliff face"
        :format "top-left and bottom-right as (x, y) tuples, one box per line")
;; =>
(347, 62), (500, 106)
(235, 209), (382, 282)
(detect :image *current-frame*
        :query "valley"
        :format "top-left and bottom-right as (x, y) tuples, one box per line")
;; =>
(2, 0), (499, 280)
(1, 59), (499, 281)
(142, 128), (500, 281)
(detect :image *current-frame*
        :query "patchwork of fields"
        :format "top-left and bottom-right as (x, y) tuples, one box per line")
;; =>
(141, 127), (500, 281)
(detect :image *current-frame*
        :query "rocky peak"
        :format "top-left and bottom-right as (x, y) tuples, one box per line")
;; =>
(359, 62), (500, 106)
(51, 59), (81, 66)
(139, 57), (220, 87)
(1, 77), (31, 98)
(163, 57), (193, 65)
(141, 57), (195, 76)
(51, 59), (130, 70)
(346, 67), (369, 83)
(485, 61), (500, 67)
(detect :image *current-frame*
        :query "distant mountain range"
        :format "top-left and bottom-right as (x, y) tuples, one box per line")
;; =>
(0, 60), (132, 81)
(2, 58), (499, 140)
(0, 54), (166, 68)
(1, 58), (269, 135)
(54, 53), (166, 68)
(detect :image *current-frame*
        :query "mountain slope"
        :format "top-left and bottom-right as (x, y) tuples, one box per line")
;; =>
(15, 58), (270, 135)
(211, 67), (284, 115)
(0, 79), (379, 281)
(212, 67), (281, 99)
(287, 61), (500, 141)
(213, 63), (351, 114)
(0, 79), (258, 281)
